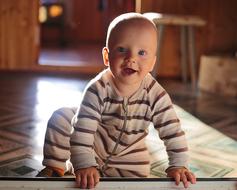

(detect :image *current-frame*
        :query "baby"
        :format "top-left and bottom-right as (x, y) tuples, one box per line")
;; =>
(37, 13), (196, 189)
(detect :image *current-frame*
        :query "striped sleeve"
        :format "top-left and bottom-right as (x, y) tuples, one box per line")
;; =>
(149, 81), (189, 169)
(70, 80), (104, 171)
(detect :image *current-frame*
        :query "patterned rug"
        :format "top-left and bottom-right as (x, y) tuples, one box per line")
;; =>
(0, 105), (236, 178)
(147, 105), (237, 178)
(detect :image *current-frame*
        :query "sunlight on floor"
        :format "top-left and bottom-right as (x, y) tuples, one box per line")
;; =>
(35, 78), (83, 118)
(33, 78), (84, 162)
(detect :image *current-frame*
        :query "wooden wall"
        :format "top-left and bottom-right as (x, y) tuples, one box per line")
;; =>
(0, 0), (39, 70)
(140, 0), (237, 77)
(66, 0), (134, 43)
(41, 0), (135, 45)
(0, 0), (104, 73)
(0, 0), (236, 77)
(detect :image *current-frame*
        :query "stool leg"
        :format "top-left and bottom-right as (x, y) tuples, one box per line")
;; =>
(188, 26), (197, 91)
(180, 26), (188, 83)
(152, 24), (165, 78)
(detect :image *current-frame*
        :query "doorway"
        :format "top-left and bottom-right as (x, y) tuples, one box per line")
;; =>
(38, 0), (135, 73)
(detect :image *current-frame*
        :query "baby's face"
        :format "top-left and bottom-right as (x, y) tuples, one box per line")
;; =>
(107, 20), (157, 86)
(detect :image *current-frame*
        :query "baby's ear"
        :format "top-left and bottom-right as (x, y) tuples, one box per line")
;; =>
(102, 47), (109, 66)
(149, 56), (157, 72)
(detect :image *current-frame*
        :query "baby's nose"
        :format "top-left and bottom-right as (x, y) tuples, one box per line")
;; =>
(125, 51), (136, 63)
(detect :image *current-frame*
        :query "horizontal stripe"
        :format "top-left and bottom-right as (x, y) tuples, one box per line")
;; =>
(167, 147), (188, 153)
(128, 99), (150, 106)
(45, 139), (70, 150)
(77, 114), (100, 122)
(103, 97), (123, 104)
(44, 155), (67, 162)
(151, 90), (167, 110)
(125, 147), (147, 155)
(55, 109), (74, 124)
(70, 141), (93, 148)
(112, 125), (145, 135)
(129, 115), (151, 121)
(103, 112), (124, 120)
(74, 127), (95, 134)
(87, 87), (103, 106)
(121, 147), (147, 157)
(81, 101), (100, 114)
(152, 105), (173, 119)
(107, 160), (150, 165)
(102, 113), (151, 121)
(154, 119), (180, 129)
(161, 131), (185, 140)
(48, 123), (71, 137)
(103, 97), (151, 107)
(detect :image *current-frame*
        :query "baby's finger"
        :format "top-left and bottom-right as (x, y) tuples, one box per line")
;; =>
(80, 174), (88, 189)
(181, 172), (189, 188)
(87, 175), (95, 189)
(174, 172), (181, 185)
(75, 174), (81, 188)
(187, 172), (196, 184)
(94, 171), (100, 186)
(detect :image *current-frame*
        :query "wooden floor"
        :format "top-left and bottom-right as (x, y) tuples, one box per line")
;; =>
(0, 46), (236, 178)
(39, 43), (104, 67)
(160, 79), (237, 141)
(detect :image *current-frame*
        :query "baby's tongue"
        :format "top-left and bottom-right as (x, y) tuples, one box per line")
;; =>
(123, 68), (136, 75)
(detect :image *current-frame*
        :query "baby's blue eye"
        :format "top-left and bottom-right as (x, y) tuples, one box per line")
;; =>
(138, 50), (146, 56)
(117, 47), (126, 53)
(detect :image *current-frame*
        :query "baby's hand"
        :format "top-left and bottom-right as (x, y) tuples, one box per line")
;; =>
(75, 166), (100, 189)
(166, 167), (196, 188)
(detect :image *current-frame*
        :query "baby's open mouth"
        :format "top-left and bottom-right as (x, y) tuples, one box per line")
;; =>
(123, 68), (137, 75)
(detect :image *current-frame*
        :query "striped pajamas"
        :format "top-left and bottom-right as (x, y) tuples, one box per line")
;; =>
(42, 107), (77, 171)
(42, 69), (189, 177)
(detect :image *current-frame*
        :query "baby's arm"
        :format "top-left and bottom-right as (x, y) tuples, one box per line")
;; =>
(150, 85), (195, 188)
(166, 167), (196, 188)
(75, 166), (100, 189)
(71, 82), (103, 189)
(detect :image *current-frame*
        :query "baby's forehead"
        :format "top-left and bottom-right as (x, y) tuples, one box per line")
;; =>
(111, 19), (156, 39)
(116, 18), (155, 30)
(106, 16), (157, 48)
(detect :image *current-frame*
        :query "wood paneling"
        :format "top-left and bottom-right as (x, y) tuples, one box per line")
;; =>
(0, 0), (39, 70)
(63, 0), (135, 44)
(140, 0), (237, 77)
(1, 0), (236, 77)
(41, 0), (135, 45)
(0, 0), (134, 73)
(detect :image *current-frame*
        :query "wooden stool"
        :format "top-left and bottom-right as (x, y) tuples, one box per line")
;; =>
(143, 13), (206, 91)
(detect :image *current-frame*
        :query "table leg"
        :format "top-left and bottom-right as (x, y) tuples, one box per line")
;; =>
(152, 24), (165, 78)
(180, 26), (188, 83)
(188, 26), (197, 91)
